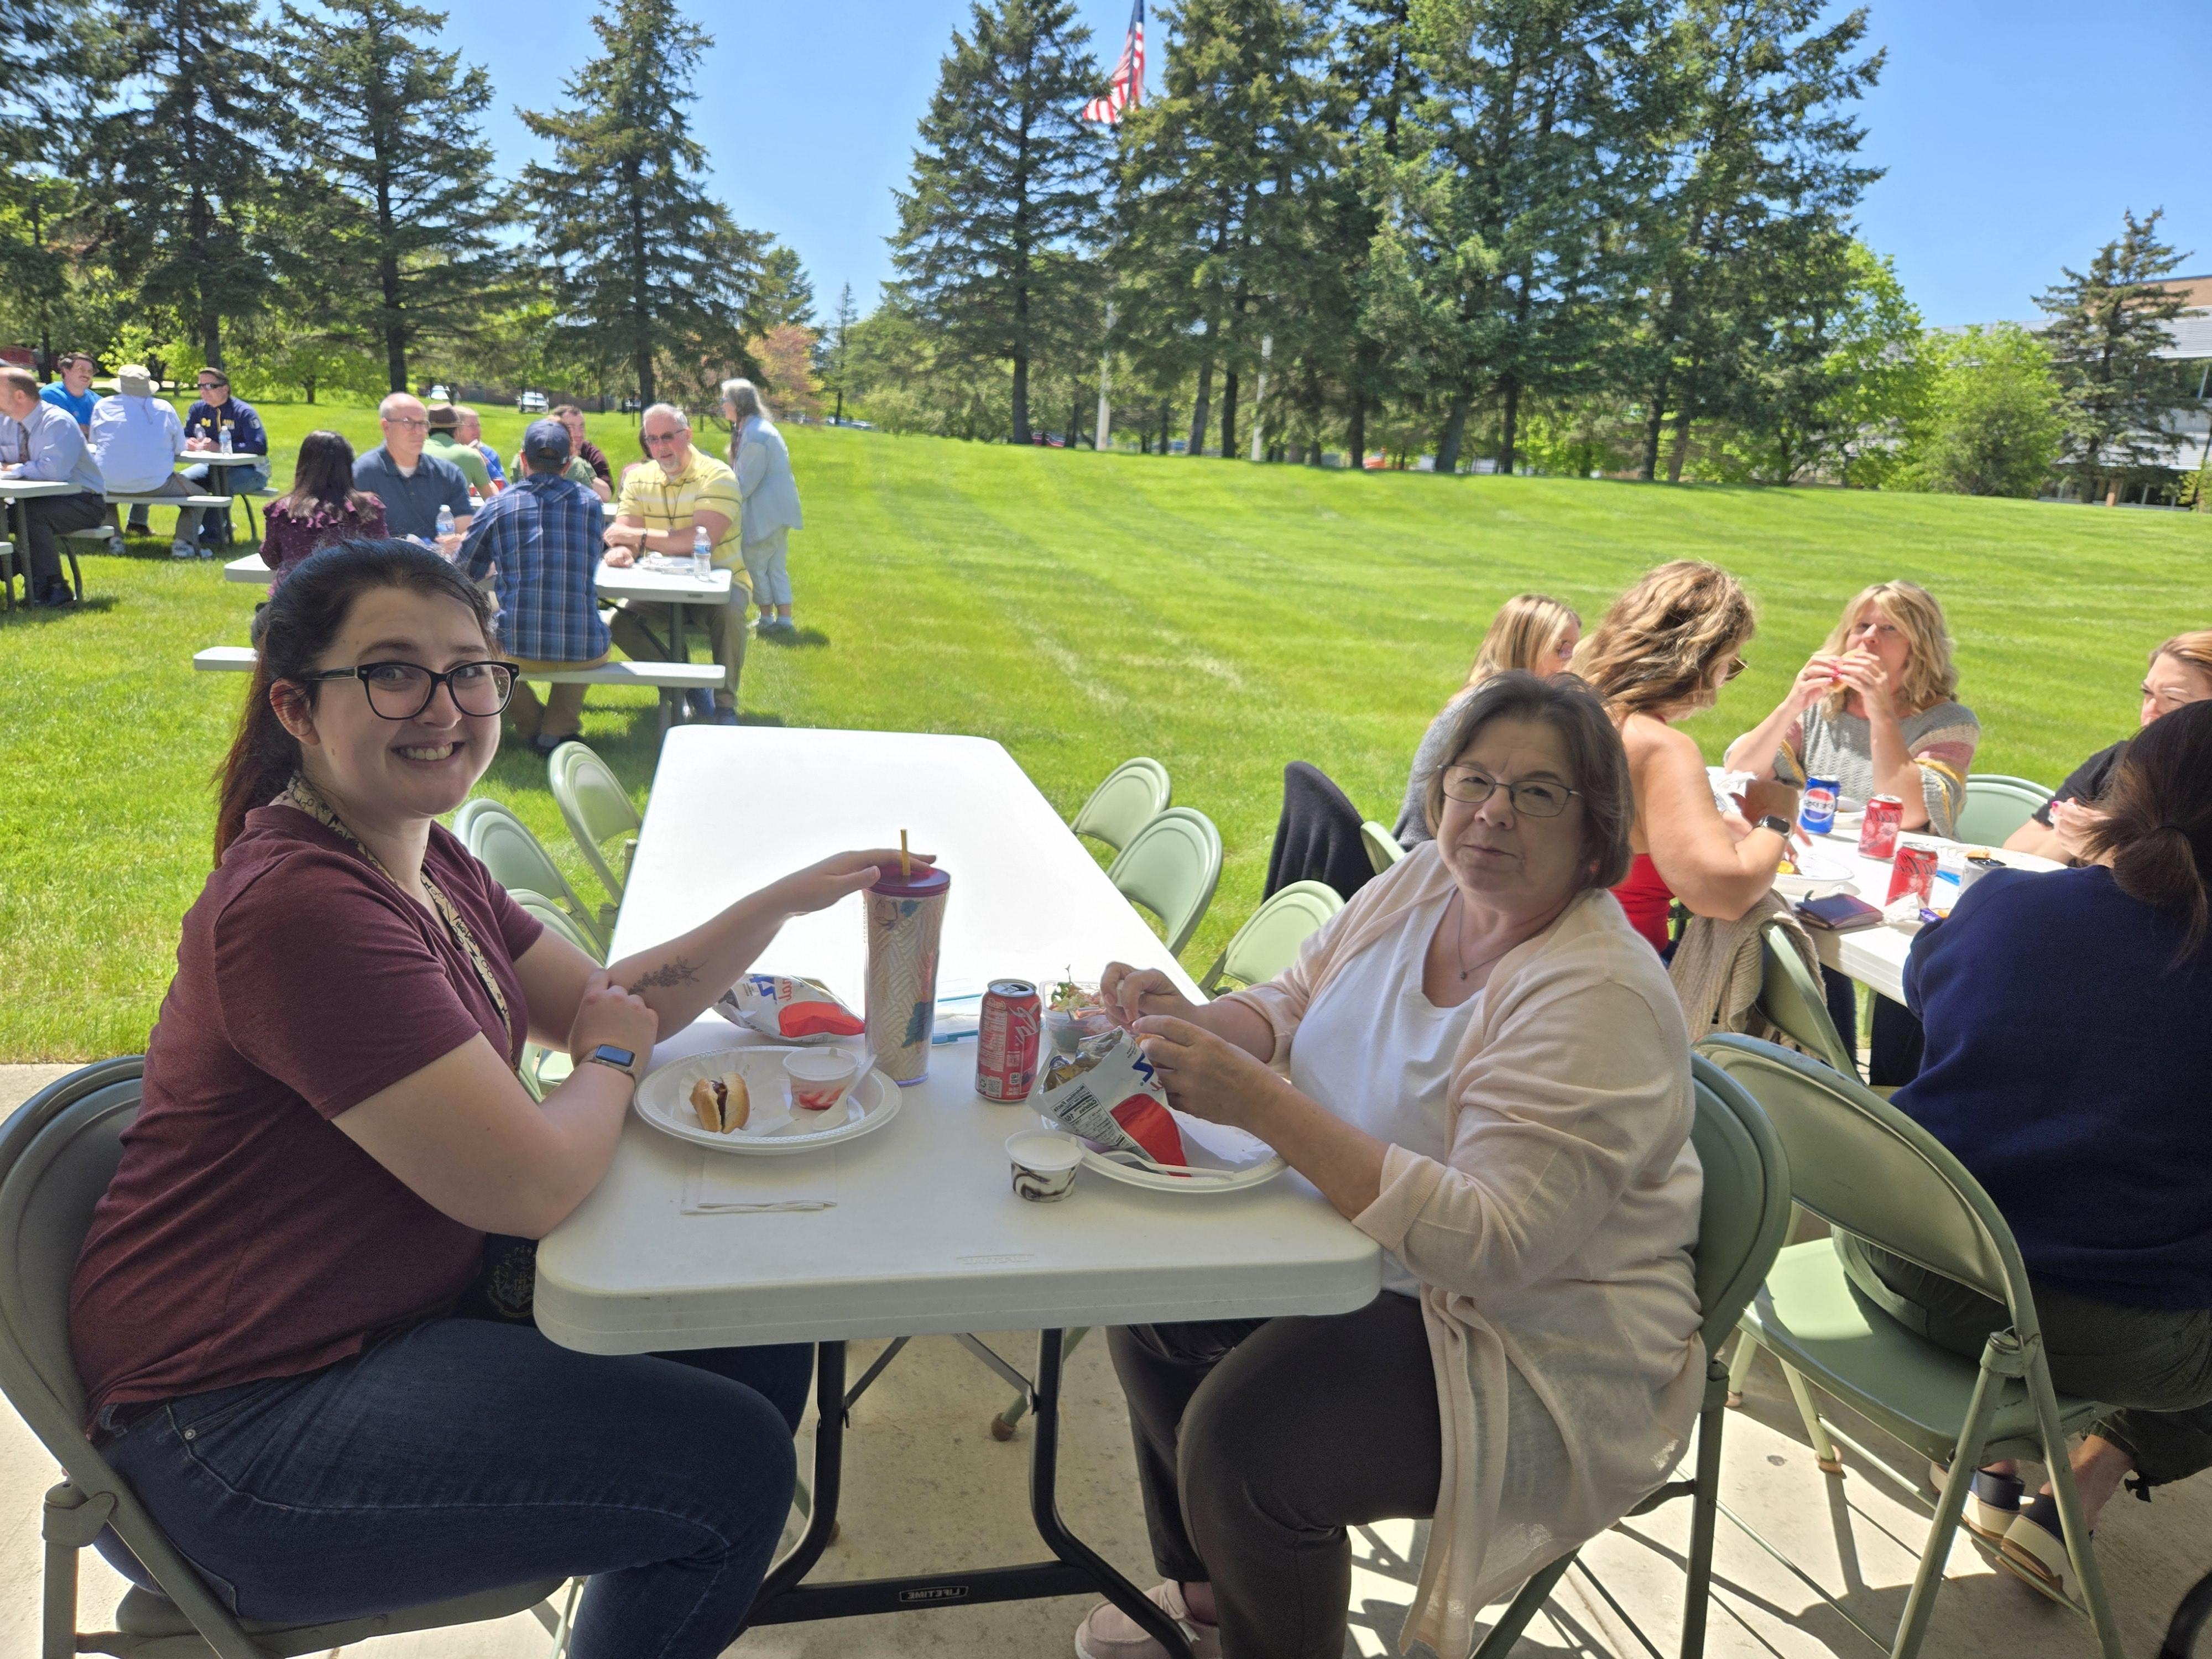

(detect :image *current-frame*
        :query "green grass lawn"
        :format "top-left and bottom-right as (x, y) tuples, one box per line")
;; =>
(6, 404), (2210, 1060)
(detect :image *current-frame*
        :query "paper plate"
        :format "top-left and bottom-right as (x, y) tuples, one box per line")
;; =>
(637, 1046), (897, 1156)
(1072, 1112), (1287, 1195)
(1774, 837), (1858, 899)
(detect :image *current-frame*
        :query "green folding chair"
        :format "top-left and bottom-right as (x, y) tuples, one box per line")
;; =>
(457, 798), (608, 957)
(1106, 806), (1222, 957)
(547, 740), (641, 911)
(1955, 774), (2053, 846)
(0, 1060), (573, 1658)
(1472, 1054), (1793, 1659)
(1070, 757), (1171, 855)
(1198, 880), (1343, 995)
(1757, 917), (1859, 1078)
(509, 889), (607, 1100)
(1696, 1035), (2125, 1659)
(1359, 820), (1405, 875)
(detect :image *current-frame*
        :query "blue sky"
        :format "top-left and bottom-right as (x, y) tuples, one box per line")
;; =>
(445, 0), (2206, 330)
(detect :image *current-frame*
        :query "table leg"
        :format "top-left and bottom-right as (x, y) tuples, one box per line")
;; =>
(744, 1334), (1192, 1657)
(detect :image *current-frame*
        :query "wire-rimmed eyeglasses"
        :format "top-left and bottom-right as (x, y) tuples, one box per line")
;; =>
(1439, 766), (1579, 818)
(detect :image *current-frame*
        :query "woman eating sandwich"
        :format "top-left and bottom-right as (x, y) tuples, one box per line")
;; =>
(69, 539), (909, 1657)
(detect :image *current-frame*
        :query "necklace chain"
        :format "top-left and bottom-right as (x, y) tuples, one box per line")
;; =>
(1452, 890), (1516, 983)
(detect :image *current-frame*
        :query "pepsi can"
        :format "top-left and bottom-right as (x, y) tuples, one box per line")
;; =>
(1799, 776), (1841, 836)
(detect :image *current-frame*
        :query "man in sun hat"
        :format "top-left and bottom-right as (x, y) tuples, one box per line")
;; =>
(92, 364), (210, 559)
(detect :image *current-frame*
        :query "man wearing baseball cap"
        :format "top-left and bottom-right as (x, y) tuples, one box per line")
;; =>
(458, 418), (609, 756)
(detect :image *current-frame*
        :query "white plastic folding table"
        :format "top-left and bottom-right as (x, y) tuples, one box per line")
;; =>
(534, 725), (1379, 1655)
(1804, 835), (2063, 1003)
(0, 477), (78, 610)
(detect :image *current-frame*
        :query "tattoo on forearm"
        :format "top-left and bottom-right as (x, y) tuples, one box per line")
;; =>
(630, 958), (701, 991)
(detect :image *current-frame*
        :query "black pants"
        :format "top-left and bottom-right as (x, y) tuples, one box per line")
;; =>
(1840, 1238), (2212, 1487)
(23, 490), (106, 592)
(1109, 1293), (1442, 1659)
(1820, 966), (1924, 1087)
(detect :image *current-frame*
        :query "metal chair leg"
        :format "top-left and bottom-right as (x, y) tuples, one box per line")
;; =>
(1891, 1340), (2012, 1659)
(1469, 1551), (1577, 1658)
(1780, 1361), (1844, 1474)
(1725, 1329), (1759, 1407)
(993, 1327), (1089, 1439)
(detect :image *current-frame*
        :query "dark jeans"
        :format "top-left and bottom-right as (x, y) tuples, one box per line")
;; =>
(99, 1315), (811, 1658)
(23, 489), (106, 591)
(1110, 1293), (1443, 1659)
(1840, 1237), (2212, 1486)
(1820, 966), (1924, 1086)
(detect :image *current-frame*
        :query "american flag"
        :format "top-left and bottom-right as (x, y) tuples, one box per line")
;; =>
(1081, 0), (1144, 124)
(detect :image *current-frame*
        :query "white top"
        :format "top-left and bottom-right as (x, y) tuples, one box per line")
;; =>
(88, 396), (184, 493)
(1288, 890), (1477, 1295)
(531, 726), (1378, 1354)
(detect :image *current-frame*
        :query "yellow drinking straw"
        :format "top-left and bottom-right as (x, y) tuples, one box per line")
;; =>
(899, 830), (911, 880)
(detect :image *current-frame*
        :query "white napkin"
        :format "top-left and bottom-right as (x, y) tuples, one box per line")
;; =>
(681, 1150), (839, 1214)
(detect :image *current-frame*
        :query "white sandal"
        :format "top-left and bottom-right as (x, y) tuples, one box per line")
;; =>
(1073, 1581), (1223, 1659)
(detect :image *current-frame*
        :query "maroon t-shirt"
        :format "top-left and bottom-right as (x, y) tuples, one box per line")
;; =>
(69, 805), (544, 1424)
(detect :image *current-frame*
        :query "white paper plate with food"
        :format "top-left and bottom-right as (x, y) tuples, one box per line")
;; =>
(637, 1046), (897, 1156)
(1773, 837), (1858, 899)
(1073, 1113), (1287, 1194)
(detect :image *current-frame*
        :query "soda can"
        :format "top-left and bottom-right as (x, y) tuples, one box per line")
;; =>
(864, 864), (951, 1085)
(1858, 794), (1905, 859)
(976, 979), (1043, 1101)
(1961, 853), (2005, 894)
(1799, 776), (1841, 836)
(1887, 843), (1939, 906)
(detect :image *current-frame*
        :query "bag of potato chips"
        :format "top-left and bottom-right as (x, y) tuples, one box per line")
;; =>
(1037, 1029), (1188, 1168)
(717, 974), (865, 1043)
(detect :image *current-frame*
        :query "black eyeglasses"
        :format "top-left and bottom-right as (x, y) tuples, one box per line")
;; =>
(642, 430), (684, 446)
(300, 660), (520, 720)
(1439, 766), (1579, 818)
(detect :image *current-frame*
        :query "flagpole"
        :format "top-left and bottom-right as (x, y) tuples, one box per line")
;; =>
(1095, 304), (1114, 452)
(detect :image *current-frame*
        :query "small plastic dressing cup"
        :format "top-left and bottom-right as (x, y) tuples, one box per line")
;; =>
(784, 1048), (860, 1114)
(1006, 1131), (1082, 1203)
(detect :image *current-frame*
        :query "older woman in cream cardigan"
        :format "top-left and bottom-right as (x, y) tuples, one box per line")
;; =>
(1074, 671), (1705, 1659)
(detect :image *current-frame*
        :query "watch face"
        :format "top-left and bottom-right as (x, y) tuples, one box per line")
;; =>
(596, 1045), (636, 1067)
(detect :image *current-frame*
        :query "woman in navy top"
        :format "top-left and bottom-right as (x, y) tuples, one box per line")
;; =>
(1843, 701), (2212, 1609)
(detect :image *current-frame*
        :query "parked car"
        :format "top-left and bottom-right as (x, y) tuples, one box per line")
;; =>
(517, 390), (549, 414)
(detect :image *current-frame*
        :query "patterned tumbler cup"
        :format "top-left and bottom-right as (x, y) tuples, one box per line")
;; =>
(864, 864), (950, 1084)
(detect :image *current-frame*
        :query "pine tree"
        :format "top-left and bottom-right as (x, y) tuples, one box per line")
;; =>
(77, 0), (290, 367)
(889, 0), (1110, 444)
(1115, 0), (1333, 458)
(276, 0), (514, 393)
(1625, 0), (1881, 482)
(819, 281), (859, 421)
(753, 244), (817, 332)
(520, 0), (766, 406)
(2035, 208), (2195, 498)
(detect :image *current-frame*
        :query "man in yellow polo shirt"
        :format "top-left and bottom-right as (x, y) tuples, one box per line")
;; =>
(603, 403), (750, 720)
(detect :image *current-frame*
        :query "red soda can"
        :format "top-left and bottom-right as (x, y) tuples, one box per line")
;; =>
(1859, 794), (1905, 859)
(976, 979), (1043, 1100)
(1887, 844), (1939, 906)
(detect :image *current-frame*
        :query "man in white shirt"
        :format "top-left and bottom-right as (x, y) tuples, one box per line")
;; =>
(91, 365), (207, 559)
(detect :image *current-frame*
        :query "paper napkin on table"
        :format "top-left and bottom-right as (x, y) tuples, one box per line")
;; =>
(682, 1151), (839, 1214)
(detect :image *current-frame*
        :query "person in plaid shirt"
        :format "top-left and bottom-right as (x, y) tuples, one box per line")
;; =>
(460, 419), (609, 757)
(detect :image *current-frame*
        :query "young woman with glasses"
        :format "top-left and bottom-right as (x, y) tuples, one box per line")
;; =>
(69, 540), (915, 1657)
(1570, 560), (1788, 954)
(1068, 674), (1703, 1659)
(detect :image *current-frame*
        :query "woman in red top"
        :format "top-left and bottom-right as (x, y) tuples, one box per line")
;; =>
(1569, 561), (1790, 952)
(70, 540), (909, 1656)
(255, 430), (387, 585)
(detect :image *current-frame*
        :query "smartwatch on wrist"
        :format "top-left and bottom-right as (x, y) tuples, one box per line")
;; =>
(1754, 814), (1792, 838)
(583, 1043), (638, 1080)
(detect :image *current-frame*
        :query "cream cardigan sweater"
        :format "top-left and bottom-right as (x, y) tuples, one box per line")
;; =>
(1221, 842), (1705, 1656)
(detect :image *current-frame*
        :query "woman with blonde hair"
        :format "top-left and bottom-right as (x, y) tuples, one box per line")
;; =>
(1572, 561), (1789, 953)
(1395, 595), (1582, 844)
(1724, 580), (1979, 836)
(2007, 631), (2212, 863)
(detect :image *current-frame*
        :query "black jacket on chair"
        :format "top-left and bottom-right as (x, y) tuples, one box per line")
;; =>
(1262, 761), (1373, 901)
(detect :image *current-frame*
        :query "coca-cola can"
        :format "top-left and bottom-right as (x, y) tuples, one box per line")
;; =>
(1887, 843), (1939, 906)
(976, 979), (1043, 1101)
(1858, 794), (1905, 859)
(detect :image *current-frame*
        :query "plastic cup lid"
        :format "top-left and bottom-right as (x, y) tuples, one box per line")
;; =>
(870, 863), (949, 898)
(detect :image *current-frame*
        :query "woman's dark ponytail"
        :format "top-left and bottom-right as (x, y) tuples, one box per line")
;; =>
(2081, 701), (2212, 959)
(213, 539), (498, 864)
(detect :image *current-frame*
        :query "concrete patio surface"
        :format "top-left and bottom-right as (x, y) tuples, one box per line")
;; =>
(3, 1064), (2205, 1657)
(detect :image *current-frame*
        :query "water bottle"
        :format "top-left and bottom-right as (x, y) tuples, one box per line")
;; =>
(436, 504), (456, 544)
(692, 525), (712, 580)
(218, 424), (233, 455)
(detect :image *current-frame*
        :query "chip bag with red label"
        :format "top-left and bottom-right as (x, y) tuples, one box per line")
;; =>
(716, 974), (865, 1044)
(1037, 1029), (1188, 1169)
